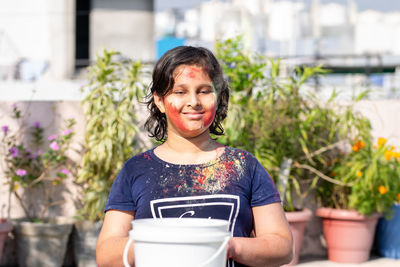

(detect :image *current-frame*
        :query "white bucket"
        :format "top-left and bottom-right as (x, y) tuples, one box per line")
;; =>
(123, 218), (231, 267)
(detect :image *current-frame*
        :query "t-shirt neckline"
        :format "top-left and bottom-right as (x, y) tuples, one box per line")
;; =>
(149, 146), (228, 168)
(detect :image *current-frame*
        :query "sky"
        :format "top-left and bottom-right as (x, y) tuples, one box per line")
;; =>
(155, 0), (400, 12)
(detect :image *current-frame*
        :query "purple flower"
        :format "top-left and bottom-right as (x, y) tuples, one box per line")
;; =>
(16, 169), (27, 177)
(62, 129), (73, 135)
(33, 121), (41, 128)
(48, 134), (57, 141)
(37, 149), (44, 155)
(49, 141), (59, 151)
(1, 125), (9, 135)
(9, 147), (18, 157)
(60, 169), (69, 175)
(11, 103), (17, 109)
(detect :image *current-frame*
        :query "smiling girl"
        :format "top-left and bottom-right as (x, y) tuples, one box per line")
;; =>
(96, 46), (293, 267)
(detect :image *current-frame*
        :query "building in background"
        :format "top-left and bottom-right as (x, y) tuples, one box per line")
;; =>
(155, 0), (400, 99)
(0, 0), (154, 83)
(0, 0), (399, 100)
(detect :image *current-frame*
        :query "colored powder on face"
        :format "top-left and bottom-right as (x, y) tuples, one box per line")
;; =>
(186, 66), (201, 79)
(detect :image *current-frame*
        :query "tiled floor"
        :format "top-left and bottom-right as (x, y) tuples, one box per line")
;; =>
(296, 257), (400, 267)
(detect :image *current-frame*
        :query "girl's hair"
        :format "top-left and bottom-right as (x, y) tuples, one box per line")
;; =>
(144, 46), (229, 141)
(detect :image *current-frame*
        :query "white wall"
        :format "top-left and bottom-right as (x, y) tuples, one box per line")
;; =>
(90, 0), (155, 61)
(0, 0), (50, 63)
(0, 0), (75, 80)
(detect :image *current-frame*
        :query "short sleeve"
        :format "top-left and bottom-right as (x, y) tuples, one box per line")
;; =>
(250, 158), (281, 207)
(104, 162), (136, 212)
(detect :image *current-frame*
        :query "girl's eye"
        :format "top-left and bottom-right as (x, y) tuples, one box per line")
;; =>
(173, 91), (185, 95)
(200, 89), (212, 94)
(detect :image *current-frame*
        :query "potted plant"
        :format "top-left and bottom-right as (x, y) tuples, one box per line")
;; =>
(215, 36), (376, 265)
(377, 203), (400, 259)
(0, 104), (76, 267)
(316, 137), (400, 263)
(0, 218), (12, 262)
(73, 49), (147, 267)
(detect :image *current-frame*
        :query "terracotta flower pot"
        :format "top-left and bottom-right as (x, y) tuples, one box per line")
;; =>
(284, 208), (313, 265)
(316, 207), (381, 263)
(0, 219), (13, 262)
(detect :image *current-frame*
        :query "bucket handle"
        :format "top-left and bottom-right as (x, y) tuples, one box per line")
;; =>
(122, 230), (231, 267)
(123, 230), (134, 267)
(198, 235), (231, 267)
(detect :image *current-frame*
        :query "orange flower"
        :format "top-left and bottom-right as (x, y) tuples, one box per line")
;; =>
(352, 144), (360, 152)
(384, 150), (392, 161)
(377, 137), (386, 147)
(378, 185), (388, 195)
(352, 140), (365, 152)
(356, 170), (362, 177)
(331, 171), (337, 177)
(398, 193), (400, 204)
(373, 145), (377, 149)
(357, 141), (365, 149)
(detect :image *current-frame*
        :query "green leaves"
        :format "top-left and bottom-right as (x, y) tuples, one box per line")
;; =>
(78, 49), (147, 221)
(215, 36), (377, 212)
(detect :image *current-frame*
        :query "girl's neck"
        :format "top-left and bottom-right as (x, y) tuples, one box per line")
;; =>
(164, 130), (216, 154)
(154, 130), (225, 165)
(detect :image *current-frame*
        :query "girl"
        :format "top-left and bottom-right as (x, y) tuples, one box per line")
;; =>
(96, 46), (293, 267)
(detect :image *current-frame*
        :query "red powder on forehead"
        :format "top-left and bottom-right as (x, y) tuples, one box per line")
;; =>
(186, 66), (201, 78)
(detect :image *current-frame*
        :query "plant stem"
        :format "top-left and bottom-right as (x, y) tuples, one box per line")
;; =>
(293, 162), (354, 187)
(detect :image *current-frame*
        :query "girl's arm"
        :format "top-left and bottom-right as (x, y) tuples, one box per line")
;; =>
(227, 202), (294, 267)
(96, 210), (136, 267)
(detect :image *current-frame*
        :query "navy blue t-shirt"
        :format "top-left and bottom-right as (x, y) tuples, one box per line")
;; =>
(105, 146), (281, 267)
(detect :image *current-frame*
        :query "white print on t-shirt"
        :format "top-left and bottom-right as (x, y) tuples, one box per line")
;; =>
(150, 194), (239, 267)
(150, 194), (240, 233)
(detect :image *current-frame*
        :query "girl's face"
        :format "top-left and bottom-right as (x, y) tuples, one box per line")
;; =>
(154, 64), (217, 138)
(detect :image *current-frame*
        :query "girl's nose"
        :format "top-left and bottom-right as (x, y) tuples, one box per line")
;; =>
(187, 92), (200, 107)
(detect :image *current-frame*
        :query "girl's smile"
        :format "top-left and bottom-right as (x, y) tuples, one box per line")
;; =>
(155, 64), (217, 138)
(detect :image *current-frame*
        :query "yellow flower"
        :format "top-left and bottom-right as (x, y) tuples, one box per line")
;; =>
(378, 185), (388, 195)
(392, 152), (400, 159)
(13, 184), (20, 191)
(377, 137), (386, 147)
(52, 181), (58, 186)
(384, 150), (392, 161)
(356, 170), (362, 177)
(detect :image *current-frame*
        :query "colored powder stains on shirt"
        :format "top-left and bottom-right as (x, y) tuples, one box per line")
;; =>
(143, 152), (152, 160)
(158, 148), (247, 196)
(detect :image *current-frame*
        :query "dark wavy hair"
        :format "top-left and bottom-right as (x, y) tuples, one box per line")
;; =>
(144, 46), (229, 141)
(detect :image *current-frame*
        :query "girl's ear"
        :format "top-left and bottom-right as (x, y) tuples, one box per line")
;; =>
(153, 93), (166, 113)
